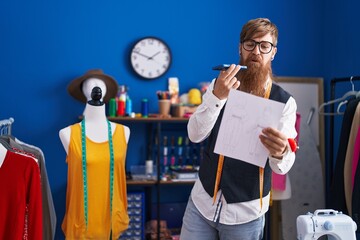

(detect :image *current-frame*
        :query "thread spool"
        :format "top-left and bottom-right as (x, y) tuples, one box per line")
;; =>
(141, 99), (149, 118)
(117, 100), (125, 116)
(109, 98), (116, 117)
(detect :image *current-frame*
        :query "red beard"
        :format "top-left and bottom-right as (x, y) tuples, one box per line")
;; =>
(236, 55), (272, 97)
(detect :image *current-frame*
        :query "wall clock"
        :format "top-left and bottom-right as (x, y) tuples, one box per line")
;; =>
(130, 37), (172, 79)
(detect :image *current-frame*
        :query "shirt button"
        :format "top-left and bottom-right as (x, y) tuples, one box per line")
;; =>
(215, 104), (219, 107)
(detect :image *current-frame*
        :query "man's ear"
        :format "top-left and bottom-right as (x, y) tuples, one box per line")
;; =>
(271, 47), (277, 60)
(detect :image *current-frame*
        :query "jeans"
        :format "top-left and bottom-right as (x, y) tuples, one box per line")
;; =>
(180, 196), (265, 240)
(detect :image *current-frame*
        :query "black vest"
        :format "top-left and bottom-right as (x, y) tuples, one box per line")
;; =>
(199, 83), (291, 204)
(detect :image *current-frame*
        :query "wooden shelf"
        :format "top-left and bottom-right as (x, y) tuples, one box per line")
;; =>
(127, 179), (195, 185)
(159, 180), (195, 185)
(107, 116), (189, 123)
(126, 180), (157, 185)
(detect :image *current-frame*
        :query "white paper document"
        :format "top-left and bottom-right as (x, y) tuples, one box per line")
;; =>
(214, 89), (285, 168)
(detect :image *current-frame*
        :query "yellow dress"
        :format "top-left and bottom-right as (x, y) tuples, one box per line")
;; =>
(62, 123), (129, 239)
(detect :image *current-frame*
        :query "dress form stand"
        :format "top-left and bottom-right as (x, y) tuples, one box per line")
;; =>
(82, 86), (114, 143)
(60, 78), (131, 239)
(60, 78), (129, 154)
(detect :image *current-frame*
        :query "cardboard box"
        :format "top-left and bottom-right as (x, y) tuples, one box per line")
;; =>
(171, 104), (198, 117)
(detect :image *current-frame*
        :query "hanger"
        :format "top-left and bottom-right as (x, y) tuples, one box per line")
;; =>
(0, 117), (14, 136)
(319, 76), (358, 116)
(336, 76), (360, 114)
(0, 118), (15, 151)
(306, 107), (315, 126)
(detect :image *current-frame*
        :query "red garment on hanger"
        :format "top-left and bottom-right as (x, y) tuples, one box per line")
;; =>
(0, 150), (42, 240)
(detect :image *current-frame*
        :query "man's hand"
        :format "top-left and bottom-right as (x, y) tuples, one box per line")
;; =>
(212, 64), (241, 100)
(259, 127), (288, 159)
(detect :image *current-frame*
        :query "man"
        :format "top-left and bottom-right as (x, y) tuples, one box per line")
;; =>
(180, 18), (297, 240)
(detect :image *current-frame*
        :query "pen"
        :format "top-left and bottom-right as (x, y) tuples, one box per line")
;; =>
(212, 64), (247, 71)
(156, 90), (171, 99)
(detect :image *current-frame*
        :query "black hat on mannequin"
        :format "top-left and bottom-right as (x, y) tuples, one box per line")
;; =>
(67, 69), (118, 103)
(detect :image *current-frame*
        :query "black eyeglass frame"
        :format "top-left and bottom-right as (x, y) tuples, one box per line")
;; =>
(241, 39), (276, 54)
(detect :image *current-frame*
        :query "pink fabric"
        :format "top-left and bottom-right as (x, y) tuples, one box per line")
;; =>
(272, 172), (286, 191)
(352, 128), (360, 190)
(272, 113), (301, 191)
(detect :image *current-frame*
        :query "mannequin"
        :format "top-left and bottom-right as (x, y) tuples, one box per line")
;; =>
(60, 77), (130, 239)
(59, 78), (130, 153)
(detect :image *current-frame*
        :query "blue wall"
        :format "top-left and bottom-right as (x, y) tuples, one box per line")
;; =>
(1, 0), (360, 239)
(322, 0), (360, 171)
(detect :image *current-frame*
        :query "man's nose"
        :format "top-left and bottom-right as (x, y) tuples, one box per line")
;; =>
(252, 44), (261, 54)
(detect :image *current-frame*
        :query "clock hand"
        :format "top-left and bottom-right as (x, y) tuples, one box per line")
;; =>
(134, 51), (164, 65)
(148, 51), (160, 60)
(133, 51), (152, 59)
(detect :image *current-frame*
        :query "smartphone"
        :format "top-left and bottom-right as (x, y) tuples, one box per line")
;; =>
(212, 64), (247, 71)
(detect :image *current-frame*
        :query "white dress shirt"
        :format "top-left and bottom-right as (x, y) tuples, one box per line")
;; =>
(187, 78), (297, 224)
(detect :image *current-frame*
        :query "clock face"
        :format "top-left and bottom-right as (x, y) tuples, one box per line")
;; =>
(130, 37), (171, 79)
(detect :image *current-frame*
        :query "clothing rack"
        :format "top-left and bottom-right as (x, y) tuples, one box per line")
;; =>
(0, 117), (14, 136)
(328, 76), (360, 204)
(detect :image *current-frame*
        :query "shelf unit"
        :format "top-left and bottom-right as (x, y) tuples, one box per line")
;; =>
(110, 116), (194, 240)
(127, 180), (195, 186)
(107, 116), (189, 123)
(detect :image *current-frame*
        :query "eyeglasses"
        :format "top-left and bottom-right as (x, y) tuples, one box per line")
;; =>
(242, 40), (275, 54)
